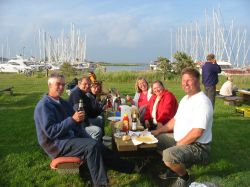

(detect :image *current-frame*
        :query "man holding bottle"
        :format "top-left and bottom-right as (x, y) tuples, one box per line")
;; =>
(34, 73), (137, 187)
(68, 75), (102, 141)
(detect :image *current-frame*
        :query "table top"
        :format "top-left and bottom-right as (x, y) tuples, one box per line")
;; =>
(110, 122), (157, 152)
(238, 89), (250, 95)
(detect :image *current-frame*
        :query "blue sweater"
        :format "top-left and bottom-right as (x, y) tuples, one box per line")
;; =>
(202, 62), (221, 87)
(34, 94), (86, 158)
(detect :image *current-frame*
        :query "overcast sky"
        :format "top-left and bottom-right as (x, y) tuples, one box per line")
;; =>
(1, 0), (250, 63)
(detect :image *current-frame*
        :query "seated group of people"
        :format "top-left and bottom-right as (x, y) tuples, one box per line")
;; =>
(34, 67), (213, 187)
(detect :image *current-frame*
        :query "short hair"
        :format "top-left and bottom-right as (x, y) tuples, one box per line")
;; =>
(78, 75), (90, 83)
(206, 53), (215, 61)
(181, 67), (200, 80)
(135, 77), (149, 93)
(48, 73), (64, 85)
(152, 80), (165, 89)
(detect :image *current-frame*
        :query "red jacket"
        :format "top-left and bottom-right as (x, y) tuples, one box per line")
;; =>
(144, 90), (178, 125)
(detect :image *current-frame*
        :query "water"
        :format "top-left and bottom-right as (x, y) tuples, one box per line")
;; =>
(104, 64), (149, 72)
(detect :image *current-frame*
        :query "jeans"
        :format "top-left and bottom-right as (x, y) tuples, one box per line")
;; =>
(59, 138), (134, 186)
(205, 85), (216, 108)
(89, 115), (105, 136)
(59, 138), (108, 186)
(85, 125), (102, 142)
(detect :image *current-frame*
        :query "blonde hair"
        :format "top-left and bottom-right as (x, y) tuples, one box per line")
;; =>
(135, 77), (149, 93)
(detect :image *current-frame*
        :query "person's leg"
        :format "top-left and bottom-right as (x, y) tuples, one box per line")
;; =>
(156, 133), (176, 152)
(85, 125), (102, 142)
(59, 138), (108, 186)
(205, 86), (216, 108)
(99, 143), (135, 173)
(162, 143), (210, 177)
(89, 116), (103, 128)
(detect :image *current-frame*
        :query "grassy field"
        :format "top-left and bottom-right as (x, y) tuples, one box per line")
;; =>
(0, 72), (250, 187)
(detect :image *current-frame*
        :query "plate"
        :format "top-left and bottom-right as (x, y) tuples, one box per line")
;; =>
(107, 116), (121, 121)
(114, 132), (126, 138)
(135, 135), (158, 144)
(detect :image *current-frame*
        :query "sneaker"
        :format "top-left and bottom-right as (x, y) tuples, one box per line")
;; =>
(158, 169), (178, 180)
(172, 176), (193, 187)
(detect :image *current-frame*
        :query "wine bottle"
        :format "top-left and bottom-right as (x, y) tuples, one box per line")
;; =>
(131, 112), (137, 131)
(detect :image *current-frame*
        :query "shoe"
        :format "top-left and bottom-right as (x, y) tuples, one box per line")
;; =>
(172, 176), (193, 187)
(158, 169), (178, 180)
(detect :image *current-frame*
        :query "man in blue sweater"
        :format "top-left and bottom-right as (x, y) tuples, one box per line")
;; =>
(34, 73), (135, 187)
(202, 54), (221, 108)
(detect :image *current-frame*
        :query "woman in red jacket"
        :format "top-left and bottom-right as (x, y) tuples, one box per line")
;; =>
(144, 80), (178, 130)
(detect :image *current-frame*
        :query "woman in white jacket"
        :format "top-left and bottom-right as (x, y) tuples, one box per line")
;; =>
(127, 77), (152, 122)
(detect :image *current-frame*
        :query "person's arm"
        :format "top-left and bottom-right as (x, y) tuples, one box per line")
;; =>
(213, 61), (221, 73)
(176, 128), (204, 145)
(157, 92), (178, 125)
(37, 104), (77, 139)
(151, 118), (175, 136)
(133, 92), (139, 107)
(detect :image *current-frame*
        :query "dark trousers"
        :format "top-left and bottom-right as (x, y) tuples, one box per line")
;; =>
(59, 138), (134, 186)
(205, 85), (216, 108)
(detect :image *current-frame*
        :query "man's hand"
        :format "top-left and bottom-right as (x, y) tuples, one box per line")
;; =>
(72, 111), (85, 123)
(151, 129), (160, 136)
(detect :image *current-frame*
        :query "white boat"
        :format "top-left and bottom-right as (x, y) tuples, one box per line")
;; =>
(0, 55), (32, 73)
(149, 60), (161, 70)
(72, 60), (96, 72)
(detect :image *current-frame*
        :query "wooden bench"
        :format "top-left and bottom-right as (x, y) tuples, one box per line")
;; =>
(0, 86), (14, 95)
(224, 96), (242, 106)
(50, 157), (84, 175)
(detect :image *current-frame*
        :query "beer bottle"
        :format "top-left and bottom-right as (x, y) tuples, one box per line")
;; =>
(78, 99), (84, 112)
(131, 112), (137, 131)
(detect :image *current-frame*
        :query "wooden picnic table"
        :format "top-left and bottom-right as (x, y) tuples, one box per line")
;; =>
(110, 121), (157, 155)
(238, 89), (250, 103)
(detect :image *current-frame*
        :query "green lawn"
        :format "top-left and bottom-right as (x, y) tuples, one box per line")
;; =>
(0, 72), (250, 187)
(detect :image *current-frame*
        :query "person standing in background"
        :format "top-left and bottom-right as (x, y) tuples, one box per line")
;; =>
(202, 53), (221, 108)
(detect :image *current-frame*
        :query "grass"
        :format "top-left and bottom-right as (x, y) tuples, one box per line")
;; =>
(0, 72), (250, 187)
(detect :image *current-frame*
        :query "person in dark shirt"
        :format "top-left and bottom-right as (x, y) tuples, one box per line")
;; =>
(202, 53), (221, 108)
(68, 76), (102, 141)
(34, 73), (136, 187)
(86, 81), (106, 133)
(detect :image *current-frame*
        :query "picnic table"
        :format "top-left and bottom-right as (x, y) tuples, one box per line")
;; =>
(109, 120), (158, 157)
(238, 89), (250, 103)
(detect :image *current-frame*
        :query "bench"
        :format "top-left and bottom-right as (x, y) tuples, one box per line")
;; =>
(50, 157), (84, 174)
(0, 86), (14, 95)
(224, 96), (242, 106)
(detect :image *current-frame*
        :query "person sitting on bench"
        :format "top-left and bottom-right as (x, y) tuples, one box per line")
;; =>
(219, 76), (237, 97)
(34, 73), (137, 187)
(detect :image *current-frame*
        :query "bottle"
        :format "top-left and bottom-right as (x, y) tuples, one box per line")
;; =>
(78, 99), (84, 112)
(131, 112), (137, 131)
(122, 113), (129, 133)
(113, 96), (118, 111)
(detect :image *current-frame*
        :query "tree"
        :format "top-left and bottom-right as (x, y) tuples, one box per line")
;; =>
(172, 51), (196, 74)
(157, 56), (172, 80)
(60, 62), (77, 78)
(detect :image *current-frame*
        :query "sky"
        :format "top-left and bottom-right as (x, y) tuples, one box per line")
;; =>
(0, 0), (250, 63)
